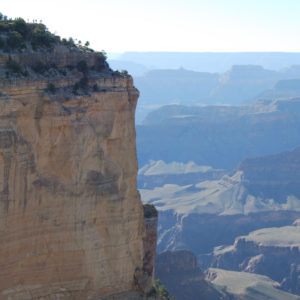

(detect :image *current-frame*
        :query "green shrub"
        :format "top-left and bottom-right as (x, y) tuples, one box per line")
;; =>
(93, 52), (106, 71)
(5, 59), (22, 74)
(32, 61), (49, 74)
(7, 31), (23, 49)
(58, 69), (67, 76)
(68, 37), (75, 46)
(0, 23), (10, 32)
(30, 24), (56, 49)
(153, 279), (173, 299)
(72, 77), (89, 94)
(121, 69), (128, 76)
(12, 18), (28, 37)
(46, 83), (56, 94)
(77, 60), (88, 73)
(72, 82), (80, 94)
(92, 84), (99, 92)
(61, 37), (75, 47)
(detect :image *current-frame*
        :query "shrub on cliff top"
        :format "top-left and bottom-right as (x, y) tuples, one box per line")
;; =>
(7, 31), (24, 49)
(30, 24), (57, 49)
(12, 18), (28, 37)
(121, 69), (129, 76)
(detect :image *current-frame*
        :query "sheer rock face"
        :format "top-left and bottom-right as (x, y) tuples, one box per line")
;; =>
(0, 51), (145, 299)
(143, 204), (158, 278)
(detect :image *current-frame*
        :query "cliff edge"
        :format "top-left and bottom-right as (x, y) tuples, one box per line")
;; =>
(0, 17), (155, 300)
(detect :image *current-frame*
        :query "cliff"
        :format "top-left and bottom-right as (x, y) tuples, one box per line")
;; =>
(143, 204), (158, 278)
(0, 18), (158, 300)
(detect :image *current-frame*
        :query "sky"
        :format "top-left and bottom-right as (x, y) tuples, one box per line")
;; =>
(2, 0), (300, 53)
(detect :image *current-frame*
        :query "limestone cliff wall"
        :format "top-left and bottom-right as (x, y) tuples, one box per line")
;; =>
(0, 53), (146, 299)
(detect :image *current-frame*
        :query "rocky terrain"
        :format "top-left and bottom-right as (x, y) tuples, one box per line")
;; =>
(130, 63), (300, 122)
(140, 146), (300, 256)
(256, 79), (300, 100)
(154, 249), (300, 299)
(155, 250), (228, 300)
(137, 98), (300, 169)
(210, 220), (300, 295)
(206, 268), (300, 300)
(0, 17), (164, 300)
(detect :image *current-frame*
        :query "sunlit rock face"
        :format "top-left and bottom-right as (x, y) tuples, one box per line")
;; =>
(0, 47), (147, 299)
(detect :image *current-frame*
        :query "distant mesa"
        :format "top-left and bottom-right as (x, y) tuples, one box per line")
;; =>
(210, 221), (300, 296)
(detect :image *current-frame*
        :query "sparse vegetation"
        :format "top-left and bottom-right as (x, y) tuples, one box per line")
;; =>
(12, 18), (28, 37)
(112, 69), (130, 77)
(0, 13), (110, 81)
(72, 82), (80, 95)
(7, 31), (24, 49)
(5, 58), (22, 74)
(61, 37), (75, 47)
(32, 61), (49, 74)
(92, 84), (99, 92)
(77, 60), (88, 73)
(73, 76), (89, 95)
(30, 24), (57, 49)
(45, 83), (56, 94)
(0, 14), (97, 53)
(154, 279), (170, 298)
(121, 69), (129, 76)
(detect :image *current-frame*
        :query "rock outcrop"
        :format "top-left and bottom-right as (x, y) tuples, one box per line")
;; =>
(211, 221), (300, 295)
(0, 19), (154, 299)
(155, 250), (228, 300)
(206, 268), (300, 300)
(143, 204), (158, 278)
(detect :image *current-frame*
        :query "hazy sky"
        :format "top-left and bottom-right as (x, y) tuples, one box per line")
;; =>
(2, 0), (300, 53)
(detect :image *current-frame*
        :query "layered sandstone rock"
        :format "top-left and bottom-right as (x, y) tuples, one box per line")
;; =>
(0, 45), (148, 299)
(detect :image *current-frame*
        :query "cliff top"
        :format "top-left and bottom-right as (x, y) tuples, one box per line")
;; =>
(0, 13), (130, 82)
(0, 13), (97, 54)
